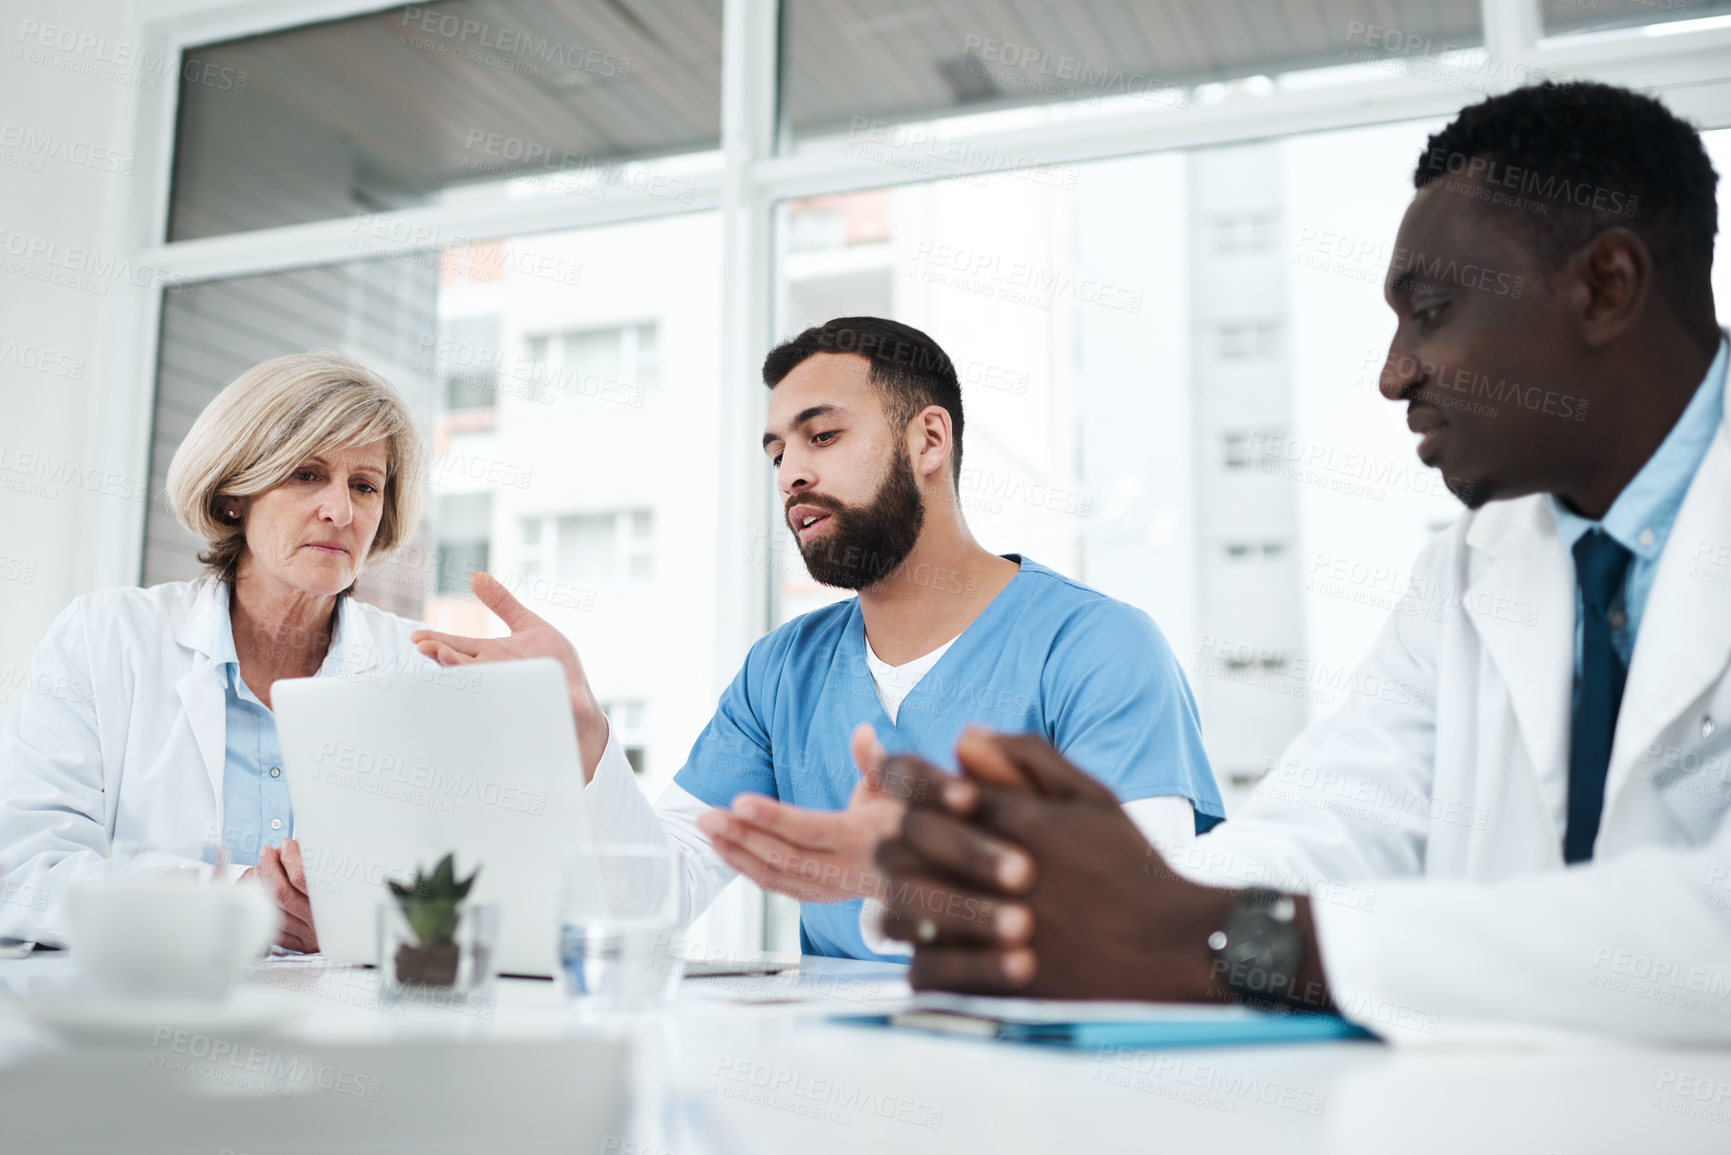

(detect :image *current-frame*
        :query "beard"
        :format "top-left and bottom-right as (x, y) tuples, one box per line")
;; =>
(789, 452), (925, 591)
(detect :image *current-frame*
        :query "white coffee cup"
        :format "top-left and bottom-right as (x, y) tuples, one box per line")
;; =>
(66, 872), (276, 1003)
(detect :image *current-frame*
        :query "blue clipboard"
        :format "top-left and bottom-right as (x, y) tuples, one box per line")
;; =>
(833, 994), (1377, 1050)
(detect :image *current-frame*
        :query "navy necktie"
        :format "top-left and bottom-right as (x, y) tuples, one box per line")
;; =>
(1565, 529), (1634, 864)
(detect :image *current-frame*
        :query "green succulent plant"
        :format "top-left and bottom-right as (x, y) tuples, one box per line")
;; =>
(388, 853), (480, 948)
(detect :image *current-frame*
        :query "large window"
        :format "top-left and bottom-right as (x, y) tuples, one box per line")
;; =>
(771, 115), (1731, 811)
(168, 0), (724, 240)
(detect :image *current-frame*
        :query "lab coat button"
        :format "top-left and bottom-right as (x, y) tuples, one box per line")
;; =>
(1704, 716), (1717, 739)
(270, 818), (283, 831)
(269, 766), (281, 778)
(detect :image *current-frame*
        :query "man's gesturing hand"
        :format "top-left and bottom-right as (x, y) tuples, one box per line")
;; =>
(242, 838), (318, 954)
(411, 571), (609, 779)
(697, 724), (906, 904)
(875, 733), (1237, 1000)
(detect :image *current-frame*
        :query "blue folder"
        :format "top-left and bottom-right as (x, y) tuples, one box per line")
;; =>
(833, 993), (1377, 1050)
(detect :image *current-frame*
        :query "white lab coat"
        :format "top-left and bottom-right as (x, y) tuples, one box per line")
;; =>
(0, 578), (427, 946)
(1180, 364), (1731, 1044)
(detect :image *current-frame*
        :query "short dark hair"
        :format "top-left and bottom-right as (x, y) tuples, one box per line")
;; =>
(1414, 81), (1719, 351)
(762, 316), (965, 483)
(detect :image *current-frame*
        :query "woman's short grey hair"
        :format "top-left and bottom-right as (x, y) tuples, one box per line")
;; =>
(165, 352), (425, 585)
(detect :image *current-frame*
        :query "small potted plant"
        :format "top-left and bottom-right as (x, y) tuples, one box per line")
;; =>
(388, 853), (481, 988)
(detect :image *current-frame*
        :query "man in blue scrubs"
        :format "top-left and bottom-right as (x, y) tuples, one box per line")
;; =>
(415, 316), (1224, 959)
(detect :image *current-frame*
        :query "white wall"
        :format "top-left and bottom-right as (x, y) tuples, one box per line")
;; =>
(0, 0), (149, 727)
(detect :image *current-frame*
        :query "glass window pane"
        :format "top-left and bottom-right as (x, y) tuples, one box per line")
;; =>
(1542, 0), (1731, 38)
(169, 0), (723, 240)
(437, 491), (493, 541)
(774, 116), (1505, 810)
(781, 0), (1484, 145)
(145, 209), (722, 836)
(557, 512), (618, 585)
(634, 323), (662, 390)
(433, 493), (491, 596)
(440, 315), (503, 410)
(565, 327), (626, 397)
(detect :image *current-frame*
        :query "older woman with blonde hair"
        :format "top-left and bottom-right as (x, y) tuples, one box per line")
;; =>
(0, 351), (433, 952)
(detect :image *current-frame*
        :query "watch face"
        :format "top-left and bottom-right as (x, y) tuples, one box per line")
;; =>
(1219, 905), (1302, 999)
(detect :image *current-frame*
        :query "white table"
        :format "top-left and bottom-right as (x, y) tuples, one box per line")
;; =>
(3, 952), (1730, 1154)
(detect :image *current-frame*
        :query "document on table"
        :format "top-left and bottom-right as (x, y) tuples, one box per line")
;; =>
(833, 992), (1377, 1049)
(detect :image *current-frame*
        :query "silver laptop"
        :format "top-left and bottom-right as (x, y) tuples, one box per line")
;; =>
(275, 658), (590, 977)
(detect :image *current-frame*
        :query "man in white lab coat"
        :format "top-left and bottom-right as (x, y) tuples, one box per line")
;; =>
(869, 81), (1731, 1043)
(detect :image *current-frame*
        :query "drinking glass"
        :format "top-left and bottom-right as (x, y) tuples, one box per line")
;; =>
(558, 842), (681, 1011)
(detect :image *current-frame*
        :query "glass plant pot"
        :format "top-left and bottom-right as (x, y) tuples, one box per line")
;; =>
(376, 899), (500, 1010)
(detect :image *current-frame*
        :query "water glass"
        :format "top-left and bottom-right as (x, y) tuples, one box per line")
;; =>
(559, 842), (680, 1011)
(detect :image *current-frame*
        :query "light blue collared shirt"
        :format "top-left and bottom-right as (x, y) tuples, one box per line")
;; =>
(212, 588), (347, 866)
(1552, 337), (1728, 676)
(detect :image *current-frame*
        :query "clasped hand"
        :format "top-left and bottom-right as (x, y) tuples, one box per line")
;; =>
(872, 729), (1236, 1000)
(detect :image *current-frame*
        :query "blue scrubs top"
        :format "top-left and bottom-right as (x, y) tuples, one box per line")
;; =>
(674, 555), (1225, 959)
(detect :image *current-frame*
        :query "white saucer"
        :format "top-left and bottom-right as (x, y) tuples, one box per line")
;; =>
(8, 986), (306, 1045)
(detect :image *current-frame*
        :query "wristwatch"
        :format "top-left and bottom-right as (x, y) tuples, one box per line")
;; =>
(1207, 887), (1303, 1008)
